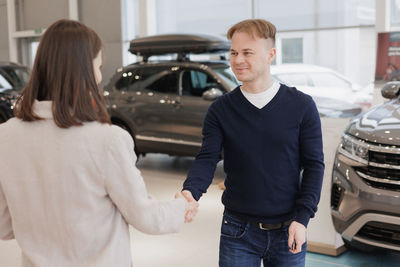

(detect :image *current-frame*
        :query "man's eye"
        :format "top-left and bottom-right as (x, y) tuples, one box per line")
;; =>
(244, 52), (252, 56)
(230, 52), (237, 56)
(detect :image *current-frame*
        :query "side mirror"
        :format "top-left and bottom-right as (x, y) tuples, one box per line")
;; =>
(202, 88), (223, 101)
(381, 81), (400, 99)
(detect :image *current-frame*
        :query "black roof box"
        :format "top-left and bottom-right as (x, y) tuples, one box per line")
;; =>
(128, 34), (230, 57)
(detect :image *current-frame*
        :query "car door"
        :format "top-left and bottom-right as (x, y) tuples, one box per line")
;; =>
(108, 66), (181, 141)
(129, 66), (182, 141)
(173, 68), (226, 145)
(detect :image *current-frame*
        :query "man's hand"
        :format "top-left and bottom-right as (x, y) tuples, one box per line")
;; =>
(180, 190), (199, 223)
(287, 221), (306, 254)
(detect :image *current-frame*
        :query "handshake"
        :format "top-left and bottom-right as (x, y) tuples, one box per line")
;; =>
(175, 190), (199, 223)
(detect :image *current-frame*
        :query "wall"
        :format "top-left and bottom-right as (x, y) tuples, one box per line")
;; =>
(80, 0), (123, 86)
(0, 0), (10, 61)
(21, 0), (68, 30)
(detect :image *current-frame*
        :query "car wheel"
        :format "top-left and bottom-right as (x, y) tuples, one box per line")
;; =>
(342, 238), (376, 252)
(112, 121), (140, 160)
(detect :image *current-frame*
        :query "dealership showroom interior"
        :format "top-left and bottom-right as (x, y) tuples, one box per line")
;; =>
(1, 0), (400, 266)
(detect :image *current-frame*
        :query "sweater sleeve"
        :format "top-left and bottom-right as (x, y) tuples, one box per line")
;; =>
(183, 101), (223, 201)
(295, 98), (325, 227)
(0, 183), (14, 240)
(104, 126), (185, 235)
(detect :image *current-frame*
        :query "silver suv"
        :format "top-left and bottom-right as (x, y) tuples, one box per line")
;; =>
(331, 81), (400, 252)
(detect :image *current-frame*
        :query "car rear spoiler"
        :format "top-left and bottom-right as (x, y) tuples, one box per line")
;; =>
(129, 34), (230, 62)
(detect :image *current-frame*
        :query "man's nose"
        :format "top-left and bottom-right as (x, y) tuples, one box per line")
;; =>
(232, 54), (244, 65)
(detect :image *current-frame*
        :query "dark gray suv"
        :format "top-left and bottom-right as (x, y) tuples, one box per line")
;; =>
(104, 34), (238, 156)
(104, 60), (238, 156)
(331, 81), (400, 252)
(0, 62), (30, 123)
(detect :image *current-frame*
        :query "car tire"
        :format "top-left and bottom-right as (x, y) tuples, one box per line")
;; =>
(342, 238), (377, 252)
(112, 121), (140, 160)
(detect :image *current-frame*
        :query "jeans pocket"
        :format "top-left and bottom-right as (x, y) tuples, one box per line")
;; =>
(220, 214), (247, 239)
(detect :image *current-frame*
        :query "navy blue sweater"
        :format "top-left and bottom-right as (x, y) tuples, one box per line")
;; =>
(183, 84), (324, 227)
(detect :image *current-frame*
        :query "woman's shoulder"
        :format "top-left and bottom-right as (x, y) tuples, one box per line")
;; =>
(84, 122), (133, 147)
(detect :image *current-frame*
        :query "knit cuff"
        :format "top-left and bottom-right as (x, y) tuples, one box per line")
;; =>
(295, 208), (311, 228)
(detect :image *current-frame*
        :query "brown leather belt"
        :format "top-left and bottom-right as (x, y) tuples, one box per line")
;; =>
(225, 209), (293, 230)
(252, 220), (292, 230)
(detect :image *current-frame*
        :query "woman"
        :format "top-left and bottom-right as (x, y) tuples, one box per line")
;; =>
(0, 19), (195, 266)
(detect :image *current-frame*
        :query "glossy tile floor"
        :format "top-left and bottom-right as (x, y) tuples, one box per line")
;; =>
(1, 154), (399, 266)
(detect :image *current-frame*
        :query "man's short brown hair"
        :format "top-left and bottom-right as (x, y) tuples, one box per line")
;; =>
(227, 19), (276, 46)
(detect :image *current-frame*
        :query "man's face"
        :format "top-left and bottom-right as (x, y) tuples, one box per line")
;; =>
(230, 31), (276, 84)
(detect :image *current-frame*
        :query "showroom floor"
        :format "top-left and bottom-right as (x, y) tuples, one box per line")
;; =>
(134, 155), (400, 267)
(1, 154), (400, 266)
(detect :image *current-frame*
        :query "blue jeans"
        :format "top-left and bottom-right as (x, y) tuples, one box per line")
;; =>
(219, 212), (306, 267)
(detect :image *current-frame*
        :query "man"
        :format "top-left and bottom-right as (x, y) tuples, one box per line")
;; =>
(182, 19), (324, 267)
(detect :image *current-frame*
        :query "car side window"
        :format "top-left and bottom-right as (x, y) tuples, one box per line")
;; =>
(115, 68), (162, 91)
(181, 70), (219, 97)
(145, 71), (178, 94)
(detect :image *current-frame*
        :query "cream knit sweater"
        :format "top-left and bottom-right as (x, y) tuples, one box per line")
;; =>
(0, 101), (185, 267)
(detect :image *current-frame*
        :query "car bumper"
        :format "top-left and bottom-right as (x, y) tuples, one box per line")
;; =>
(331, 153), (400, 251)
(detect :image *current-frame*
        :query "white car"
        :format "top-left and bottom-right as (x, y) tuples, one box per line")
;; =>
(271, 64), (373, 111)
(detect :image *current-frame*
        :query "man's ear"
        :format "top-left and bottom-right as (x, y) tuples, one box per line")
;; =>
(267, 48), (276, 64)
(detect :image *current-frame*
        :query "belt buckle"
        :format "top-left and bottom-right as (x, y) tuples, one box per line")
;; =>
(259, 223), (270, 230)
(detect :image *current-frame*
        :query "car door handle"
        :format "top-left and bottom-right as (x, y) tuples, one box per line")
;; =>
(126, 96), (135, 102)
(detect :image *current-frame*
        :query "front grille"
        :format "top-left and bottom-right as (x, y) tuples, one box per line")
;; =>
(355, 166), (400, 191)
(331, 184), (343, 210)
(361, 179), (400, 191)
(357, 221), (400, 246)
(355, 166), (400, 180)
(369, 151), (400, 165)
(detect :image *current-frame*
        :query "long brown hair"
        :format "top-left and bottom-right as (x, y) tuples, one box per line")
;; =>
(14, 19), (110, 128)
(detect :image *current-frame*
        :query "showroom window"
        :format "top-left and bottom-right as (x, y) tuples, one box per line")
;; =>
(122, 0), (140, 66)
(281, 38), (303, 63)
(390, 0), (400, 28)
(257, 0), (375, 30)
(155, 0), (251, 35)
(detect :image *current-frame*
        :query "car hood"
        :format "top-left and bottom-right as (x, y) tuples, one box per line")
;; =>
(293, 85), (372, 103)
(313, 97), (360, 111)
(346, 97), (400, 145)
(313, 96), (362, 118)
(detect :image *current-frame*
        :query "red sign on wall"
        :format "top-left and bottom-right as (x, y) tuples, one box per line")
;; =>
(376, 32), (400, 81)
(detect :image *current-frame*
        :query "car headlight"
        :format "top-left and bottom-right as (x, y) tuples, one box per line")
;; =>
(338, 134), (369, 164)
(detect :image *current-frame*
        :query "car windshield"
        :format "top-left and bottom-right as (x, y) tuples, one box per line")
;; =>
(0, 67), (30, 92)
(309, 72), (352, 88)
(213, 67), (239, 89)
